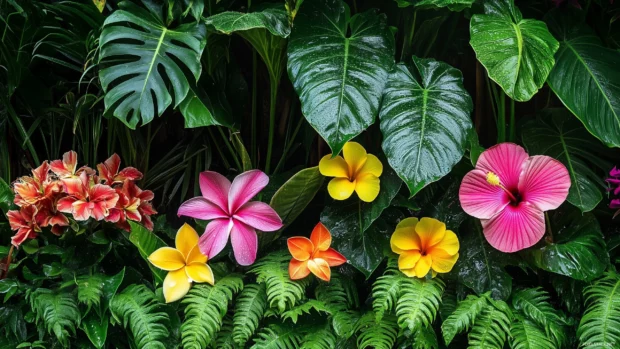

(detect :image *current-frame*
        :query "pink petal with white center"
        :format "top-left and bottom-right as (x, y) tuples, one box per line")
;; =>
(91, 201), (110, 221)
(199, 171), (231, 213)
(72, 200), (91, 221)
(482, 202), (545, 253)
(198, 218), (233, 259)
(234, 201), (283, 232)
(459, 169), (510, 219)
(230, 220), (258, 266)
(57, 197), (78, 214)
(228, 170), (269, 213)
(178, 197), (228, 220)
(518, 155), (570, 211)
(476, 143), (528, 190)
(91, 184), (119, 208)
(62, 177), (87, 199)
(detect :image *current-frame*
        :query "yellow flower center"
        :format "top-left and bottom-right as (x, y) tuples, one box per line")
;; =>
(486, 172), (500, 186)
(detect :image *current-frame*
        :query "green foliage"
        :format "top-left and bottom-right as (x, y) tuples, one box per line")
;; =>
(232, 283), (268, 346)
(281, 299), (330, 323)
(28, 289), (80, 347)
(76, 274), (105, 310)
(300, 325), (337, 349)
(511, 288), (567, 347)
(127, 221), (168, 284)
(578, 272), (620, 348)
(250, 323), (303, 349)
(468, 300), (513, 349)
(510, 316), (556, 349)
(269, 166), (324, 227)
(315, 272), (359, 311)
(442, 293), (490, 345)
(355, 312), (399, 349)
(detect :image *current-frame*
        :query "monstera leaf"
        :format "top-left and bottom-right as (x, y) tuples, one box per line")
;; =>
(470, 0), (558, 101)
(522, 109), (611, 212)
(547, 25), (620, 148)
(287, 0), (395, 154)
(99, 1), (206, 128)
(379, 56), (473, 197)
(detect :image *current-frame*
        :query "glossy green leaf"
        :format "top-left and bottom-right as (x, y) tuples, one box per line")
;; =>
(127, 221), (167, 285)
(470, 0), (558, 101)
(99, 1), (206, 128)
(547, 25), (620, 148)
(81, 313), (108, 349)
(270, 166), (324, 226)
(523, 207), (609, 282)
(287, 0), (395, 154)
(379, 56), (473, 197)
(231, 132), (253, 172)
(180, 81), (225, 128)
(395, 0), (475, 11)
(522, 109), (610, 212)
(0, 178), (13, 214)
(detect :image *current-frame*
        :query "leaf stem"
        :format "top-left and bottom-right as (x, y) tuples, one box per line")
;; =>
(265, 78), (280, 174)
(509, 98), (515, 142)
(400, 9), (417, 62)
(251, 51), (258, 167)
(545, 212), (553, 243)
(2, 245), (14, 279)
(497, 87), (506, 143)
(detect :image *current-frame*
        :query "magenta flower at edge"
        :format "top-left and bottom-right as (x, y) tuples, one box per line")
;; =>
(178, 170), (283, 265)
(459, 143), (570, 253)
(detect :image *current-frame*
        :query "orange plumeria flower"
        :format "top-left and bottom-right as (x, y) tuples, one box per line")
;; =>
(287, 222), (347, 281)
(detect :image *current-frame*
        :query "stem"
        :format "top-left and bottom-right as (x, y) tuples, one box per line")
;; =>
(273, 113), (304, 174)
(509, 98), (515, 142)
(217, 126), (242, 170)
(400, 9), (417, 62)
(265, 77), (279, 174)
(545, 212), (553, 243)
(2, 245), (14, 279)
(208, 127), (231, 170)
(251, 51), (257, 167)
(497, 88), (506, 143)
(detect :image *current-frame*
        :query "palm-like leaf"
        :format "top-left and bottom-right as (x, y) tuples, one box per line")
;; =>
(511, 288), (567, 347)
(468, 300), (513, 349)
(356, 312), (399, 349)
(578, 272), (620, 348)
(28, 289), (80, 347)
(250, 323), (303, 349)
(232, 283), (268, 346)
(510, 316), (556, 349)
(441, 293), (490, 345)
(396, 277), (444, 332)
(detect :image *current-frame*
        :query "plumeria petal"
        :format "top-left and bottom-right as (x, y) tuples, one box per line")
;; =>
(287, 237), (313, 261)
(148, 247), (186, 271)
(390, 218), (421, 253)
(187, 245), (208, 264)
(429, 230), (459, 256)
(518, 155), (570, 211)
(415, 217), (446, 250)
(358, 154), (383, 177)
(234, 201), (283, 232)
(228, 170), (269, 213)
(230, 220), (258, 266)
(175, 224), (200, 259)
(398, 250), (421, 269)
(413, 255), (432, 278)
(199, 171), (231, 213)
(476, 143), (528, 190)
(327, 178), (355, 200)
(289, 259), (311, 280)
(163, 269), (191, 303)
(308, 258), (331, 281)
(354, 173), (380, 202)
(185, 262), (215, 284)
(482, 202), (545, 253)
(343, 142), (367, 176)
(310, 222), (331, 252)
(198, 218), (232, 259)
(459, 169), (510, 220)
(178, 197), (228, 220)
(431, 250), (459, 273)
(319, 155), (349, 178)
(315, 248), (347, 267)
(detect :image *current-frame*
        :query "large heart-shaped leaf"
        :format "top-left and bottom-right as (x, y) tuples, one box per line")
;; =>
(287, 0), (395, 154)
(547, 25), (620, 148)
(470, 0), (558, 102)
(522, 109), (611, 212)
(99, 1), (206, 128)
(523, 207), (609, 282)
(379, 56), (473, 197)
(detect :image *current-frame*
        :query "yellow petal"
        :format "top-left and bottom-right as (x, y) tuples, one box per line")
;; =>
(319, 155), (349, 178)
(429, 230), (459, 256)
(398, 250), (421, 269)
(186, 245), (208, 264)
(148, 247), (185, 271)
(358, 154), (383, 177)
(327, 178), (355, 200)
(431, 251), (459, 273)
(163, 269), (191, 303)
(355, 173), (380, 202)
(175, 223), (200, 259)
(414, 255), (432, 278)
(390, 218), (421, 253)
(343, 142), (367, 176)
(432, 270), (438, 278)
(415, 217), (446, 250)
(401, 268), (418, 277)
(185, 262), (215, 285)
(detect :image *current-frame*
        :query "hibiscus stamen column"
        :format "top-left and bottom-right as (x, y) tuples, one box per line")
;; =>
(485, 172), (518, 203)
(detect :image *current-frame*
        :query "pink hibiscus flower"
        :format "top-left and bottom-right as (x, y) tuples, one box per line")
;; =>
(178, 170), (283, 265)
(459, 143), (570, 253)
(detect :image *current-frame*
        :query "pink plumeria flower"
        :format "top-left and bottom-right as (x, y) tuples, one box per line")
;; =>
(178, 170), (283, 265)
(459, 143), (570, 253)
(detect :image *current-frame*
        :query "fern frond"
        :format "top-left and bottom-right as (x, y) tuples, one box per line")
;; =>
(212, 313), (238, 349)
(250, 252), (309, 313)
(356, 312), (398, 349)
(76, 274), (104, 310)
(411, 325), (439, 349)
(250, 323), (303, 349)
(332, 310), (362, 339)
(468, 299), (513, 349)
(110, 285), (169, 349)
(281, 299), (330, 323)
(578, 272), (620, 348)
(439, 284), (457, 322)
(181, 274), (243, 349)
(441, 293), (489, 345)
(372, 267), (402, 322)
(396, 277), (444, 332)
(28, 289), (80, 347)
(512, 287), (566, 347)
(300, 324), (337, 349)
(510, 316), (556, 349)
(233, 283), (268, 346)
(315, 272), (359, 311)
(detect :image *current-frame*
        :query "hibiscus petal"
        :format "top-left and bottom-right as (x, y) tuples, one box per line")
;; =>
(398, 250), (421, 269)
(414, 255), (432, 278)
(354, 173), (380, 202)
(198, 171), (231, 212)
(289, 259), (311, 280)
(319, 155), (349, 178)
(175, 223), (200, 259)
(358, 154), (383, 177)
(390, 218), (421, 253)
(287, 237), (313, 261)
(178, 197), (228, 220)
(459, 169), (510, 219)
(148, 247), (186, 271)
(482, 202), (545, 253)
(185, 262), (215, 284)
(198, 218), (232, 259)
(308, 258), (331, 281)
(415, 217), (446, 250)
(230, 221), (258, 266)
(310, 222), (331, 252)
(518, 155), (570, 211)
(163, 269), (191, 303)
(431, 250), (459, 273)
(429, 230), (459, 256)
(234, 201), (283, 232)
(315, 248), (347, 267)
(327, 178), (355, 201)
(343, 142), (367, 176)
(228, 170), (269, 213)
(476, 143), (528, 190)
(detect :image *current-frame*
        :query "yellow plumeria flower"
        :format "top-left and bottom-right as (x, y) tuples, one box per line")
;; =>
(390, 217), (459, 278)
(148, 223), (215, 303)
(319, 142), (383, 202)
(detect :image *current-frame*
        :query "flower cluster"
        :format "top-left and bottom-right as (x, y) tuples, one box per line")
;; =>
(607, 167), (620, 218)
(8, 151), (155, 247)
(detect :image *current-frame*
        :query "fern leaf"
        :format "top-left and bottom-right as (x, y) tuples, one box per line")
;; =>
(372, 267), (402, 322)
(250, 323), (303, 349)
(439, 284), (457, 322)
(250, 252), (309, 313)
(281, 299), (330, 323)
(212, 313), (238, 349)
(468, 299), (513, 349)
(315, 272), (359, 311)
(300, 324), (337, 349)
(76, 274), (104, 310)
(332, 310), (362, 339)
(356, 312), (398, 349)
(110, 285), (169, 349)
(233, 283), (268, 346)
(510, 316), (556, 349)
(441, 293), (489, 345)
(28, 289), (80, 347)
(578, 272), (620, 348)
(512, 288), (566, 347)
(181, 274), (243, 349)
(396, 277), (444, 332)
(411, 325), (439, 349)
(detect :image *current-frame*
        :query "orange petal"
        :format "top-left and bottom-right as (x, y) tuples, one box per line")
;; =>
(287, 237), (313, 261)
(175, 223), (200, 259)
(308, 258), (331, 282)
(310, 222), (331, 252)
(315, 248), (347, 267)
(289, 259), (311, 280)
